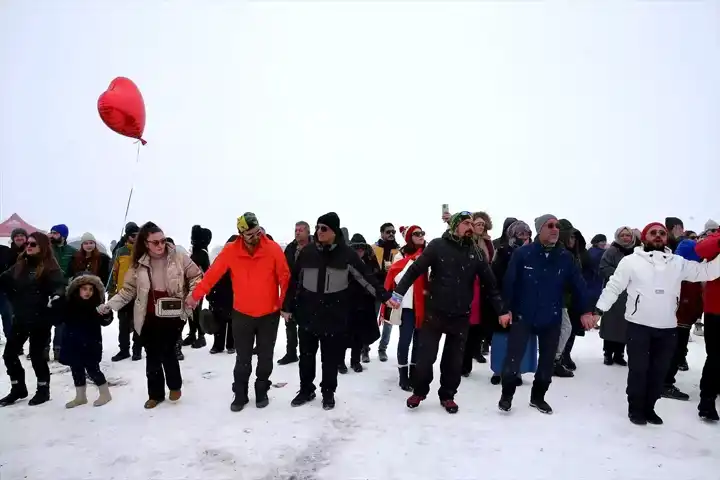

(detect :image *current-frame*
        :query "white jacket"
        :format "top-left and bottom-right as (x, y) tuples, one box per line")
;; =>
(596, 247), (720, 329)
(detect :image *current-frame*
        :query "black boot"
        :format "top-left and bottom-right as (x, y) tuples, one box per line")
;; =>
(0, 381), (28, 407)
(699, 397), (720, 422)
(255, 384), (269, 409)
(360, 346), (370, 364)
(553, 358), (574, 378)
(351, 362), (363, 373)
(182, 334), (196, 346)
(677, 359), (689, 372)
(112, 350), (130, 362)
(338, 362), (348, 374)
(613, 353), (627, 366)
(28, 384), (50, 406)
(561, 353), (576, 371)
(291, 390), (316, 407)
(192, 335), (207, 349)
(498, 383), (516, 412)
(628, 402), (647, 425)
(175, 340), (184, 361)
(645, 405), (663, 425)
(529, 383), (552, 414)
(322, 391), (335, 410)
(277, 352), (299, 365)
(662, 385), (690, 401)
(398, 367), (412, 392)
(231, 385), (249, 412)
(490, 375), (501, 385)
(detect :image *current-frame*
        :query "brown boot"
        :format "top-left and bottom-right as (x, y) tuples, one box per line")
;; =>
(144, 398), (164, 409)
(169, 390), (182, 402)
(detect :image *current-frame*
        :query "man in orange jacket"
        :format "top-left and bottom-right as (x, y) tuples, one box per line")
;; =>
(187, 212), (290, 412)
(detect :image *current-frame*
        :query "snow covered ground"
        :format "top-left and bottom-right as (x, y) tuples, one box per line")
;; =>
(0, 324), (717, 480)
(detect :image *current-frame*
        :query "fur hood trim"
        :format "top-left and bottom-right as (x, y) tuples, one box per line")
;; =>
(67, 273), (106, 298)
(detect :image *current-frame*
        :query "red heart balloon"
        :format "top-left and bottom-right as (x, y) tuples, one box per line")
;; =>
(97, 77), (146, 145)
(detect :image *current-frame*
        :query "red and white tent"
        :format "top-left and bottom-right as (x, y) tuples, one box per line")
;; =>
(0, 213), (43, 239)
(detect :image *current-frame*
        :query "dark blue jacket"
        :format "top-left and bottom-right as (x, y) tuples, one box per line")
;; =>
(585, 246), (605, 302)
(503, 240), (589, 327)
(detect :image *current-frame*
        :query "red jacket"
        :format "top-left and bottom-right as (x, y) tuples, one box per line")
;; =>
(676, 282), (703, 327)
(192, 235), (290, 317)
(380, 250), (426, 328)
(695, 232), (720, 314)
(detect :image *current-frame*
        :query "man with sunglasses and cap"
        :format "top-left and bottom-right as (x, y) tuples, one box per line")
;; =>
(109, 222), (142, 362)
(282, 212), (392, 411)
(367, 222), (400, 363)
(498, 214), (594, 415)
(188, 212), (290, 412)
(596, 222), (720, 425)
(390, 211), (509, 414)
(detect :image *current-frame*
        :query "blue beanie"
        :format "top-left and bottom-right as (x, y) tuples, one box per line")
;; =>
(675, 239), (701, 263)
(50, 224), (69, 239)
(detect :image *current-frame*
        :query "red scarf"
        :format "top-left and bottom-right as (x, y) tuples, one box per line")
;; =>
(380, 250), (426, 329)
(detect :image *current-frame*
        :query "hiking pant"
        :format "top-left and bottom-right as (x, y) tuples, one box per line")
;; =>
(142, 316), (184, 401)
(231, 311), (280, 398)
(299, 327), (344, 394)
(626, 322), (676, 414)
(664, 326), (691, 387)
(4, 322), (51, 386)
(502, 320), (560, 395)
(118, 304), (142, 354)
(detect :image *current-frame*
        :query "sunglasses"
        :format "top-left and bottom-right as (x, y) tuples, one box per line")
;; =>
(545, 222), (560, 230)
(128, 233), (138, 238)
(384, 230), (396, 235)
(26, 241), (38, 248)
(412, 231), (425, 237)
(648, 229), (667, 237)
(316, 225), (330, 233)
(147, 239), (167, 246)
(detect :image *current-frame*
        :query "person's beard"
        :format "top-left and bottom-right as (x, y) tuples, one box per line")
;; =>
(50, 237), (62, 245)
(644, 241), (666, 252)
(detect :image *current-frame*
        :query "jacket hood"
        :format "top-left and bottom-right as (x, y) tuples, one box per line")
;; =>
(634, 246), (673, 265)
(66, 273), (106, 298)
(350, 233), (367, 245)
(500, 217), (518, 240)
(191, 225), (212, 249)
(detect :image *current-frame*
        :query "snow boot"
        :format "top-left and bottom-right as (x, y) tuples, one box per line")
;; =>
(698, 398), (719, 422)
(256, 386), (270, 409)
(378, 349), (388, 362)
(406, 394), (425, 409)
(561, 354), (576, 372)
(144, 398), (164, 409)
(361, 347), (370, 364)
(645, 409), (663, 425)
(65, 386), (88, 409)
(351, 362), (363, 373)
(0, 381), (29, 406)
(398, 367), (413, 392)
(322, 392), (335, 411)
(112, 350), (131, 362)
(498, 394), (513, 412)
(182, 334), (195, 346)
(474, 353), (487, 364)
(678, 359), (689, 372)
(209, 346), (223, 354)
(530, 384), (552, 414)
(338, 362), (348, 374)
(191, 335), (207, 349)
(28, 384), (50, 406)
(553, 359), (574, 378)
(94, 383), (112, 407)
(230, 388), (250, 412)
(291, 390), (316, 407)
(168, 390), (182, 402)
(175, 340), (184, 361)
(227, 348), (236, 355)
(490, 375), (501, 385)
(603, 353), (613, 366)
(628, 411), (647, 425)
(613, 353), (628, 366)
(440, 399), (459, 414)
(277, 353), (298, 365)
(662, 385), (690, 401)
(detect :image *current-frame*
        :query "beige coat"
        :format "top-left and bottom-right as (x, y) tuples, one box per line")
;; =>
(107, 246), (203, 334)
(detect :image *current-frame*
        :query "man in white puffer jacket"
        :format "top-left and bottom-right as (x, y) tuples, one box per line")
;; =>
(595, 221), (720, 426)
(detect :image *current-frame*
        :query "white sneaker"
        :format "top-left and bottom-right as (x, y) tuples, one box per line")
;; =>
(694, 324), (704, 337)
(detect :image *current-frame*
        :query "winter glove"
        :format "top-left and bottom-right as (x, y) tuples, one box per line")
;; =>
(47, 295), (60, 308)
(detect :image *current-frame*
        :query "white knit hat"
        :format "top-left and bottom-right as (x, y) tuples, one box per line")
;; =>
(80, 232), (97, 243)
(703, 219), (719, 234)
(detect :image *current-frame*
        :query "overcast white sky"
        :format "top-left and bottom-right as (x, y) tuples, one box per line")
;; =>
(0, 1), (718, 248)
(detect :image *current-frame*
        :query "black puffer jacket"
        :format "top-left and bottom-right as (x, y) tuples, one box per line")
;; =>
(395, 231), (506, 322)
(191, 225), (212, 272)
(0, 257), (66, 326)
(282, 239), (390, 335)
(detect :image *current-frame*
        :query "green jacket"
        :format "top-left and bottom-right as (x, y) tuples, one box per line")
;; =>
(52, 243), (77, 276)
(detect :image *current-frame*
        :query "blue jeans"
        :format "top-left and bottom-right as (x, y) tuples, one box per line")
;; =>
(0, 293), (12, 337)
(397, 309), (419, 366)
(379, 323), (393, 351)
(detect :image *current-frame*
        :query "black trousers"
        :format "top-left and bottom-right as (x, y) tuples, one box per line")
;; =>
(626, 322), (676, 413)
(664, 326), (691, 386)
(342, 335), (363, 366)
(188, 305), (204, 337)
(71, 364), (107, 387)
(3, 322), (51, 386)
(298, 327), (344, 394)
(604, 339), (625, 356)
(285, 319), (298, 356)
(141, 316), (184, 401)
(700, 314), (720, 401)
(462, 324), (484, 375)
(231, 311), (280, 398)
(118, 304), (142, 354)
(212, 311), (235, 350)
(502, 320), (560, 396)
(413, 313), (469, 400)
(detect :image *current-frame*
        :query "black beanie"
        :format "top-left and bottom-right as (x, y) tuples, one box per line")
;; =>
(125, 222), (139, 236)
(317, 212), (341, 235)
(350, 233), (367, 244)
(591, 234), (607, 246)
(665, 217), (683, 231)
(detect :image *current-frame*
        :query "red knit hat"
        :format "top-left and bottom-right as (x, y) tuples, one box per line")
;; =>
(400, 225), (422, 244)
(641, 222), (666, 242)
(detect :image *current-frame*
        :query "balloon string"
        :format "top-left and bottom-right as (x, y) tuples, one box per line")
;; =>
(105, 143), (142, 290)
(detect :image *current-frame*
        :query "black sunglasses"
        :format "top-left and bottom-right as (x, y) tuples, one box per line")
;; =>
(384, 229), (396, 235)
(412, 231), (425, 237)
(316, 225), (329, 233)
(26, 241), (38, 248)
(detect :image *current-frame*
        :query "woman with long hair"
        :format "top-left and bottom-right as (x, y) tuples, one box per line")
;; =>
(382, 225), (427, 391)
(0, 232), (66, 406)
(67, 233), (112, 285)
(100, 222), (203, 409)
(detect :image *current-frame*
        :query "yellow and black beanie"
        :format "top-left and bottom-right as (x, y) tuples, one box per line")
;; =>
(237, 212), (259, 233)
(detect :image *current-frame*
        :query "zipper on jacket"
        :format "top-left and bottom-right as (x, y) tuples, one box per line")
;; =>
(631, 295), (640, 315)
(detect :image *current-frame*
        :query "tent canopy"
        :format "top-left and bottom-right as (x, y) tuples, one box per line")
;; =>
(0, 213), (43, 237)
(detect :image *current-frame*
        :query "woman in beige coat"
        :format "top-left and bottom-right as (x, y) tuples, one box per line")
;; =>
(99, 222), (202, 409)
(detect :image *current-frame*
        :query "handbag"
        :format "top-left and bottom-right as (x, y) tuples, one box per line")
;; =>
(154, 297), (184, 318)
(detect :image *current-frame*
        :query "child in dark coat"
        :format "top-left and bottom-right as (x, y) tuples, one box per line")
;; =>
(52, 273), (113, 408)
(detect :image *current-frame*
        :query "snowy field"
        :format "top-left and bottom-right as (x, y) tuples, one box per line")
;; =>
(0, 323), (717, 480)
